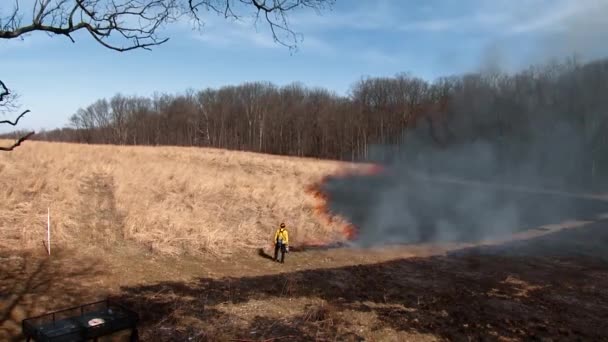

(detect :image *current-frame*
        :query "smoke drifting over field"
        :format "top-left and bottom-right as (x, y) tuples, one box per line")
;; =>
(319, 59), (608, 247)
(314, 0), (608, 246)
(321, 124), (608, 247)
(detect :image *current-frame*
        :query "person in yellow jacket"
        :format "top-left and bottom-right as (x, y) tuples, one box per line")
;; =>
(273, 223), (289, 263)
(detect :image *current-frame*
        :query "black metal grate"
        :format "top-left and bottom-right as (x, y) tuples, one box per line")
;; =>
(22, 299), (139, 341)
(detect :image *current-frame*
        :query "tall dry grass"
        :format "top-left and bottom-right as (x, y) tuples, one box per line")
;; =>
(0, 140), (354, 256)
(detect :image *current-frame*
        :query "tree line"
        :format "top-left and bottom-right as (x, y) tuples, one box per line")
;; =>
(4, 56), (608, 190)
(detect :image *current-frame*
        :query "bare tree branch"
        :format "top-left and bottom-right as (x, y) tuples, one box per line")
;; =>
(0, 109), (31, 126)
(188, 0), (335, 50)
(0, 79), (24, 109)
(0, 81), (20, 114)
(1, 0), (181, 51)
(0, 78), (33, 151)
(0, 80), (10, 103)
(0, 131), (35, 151)
(1, 1), (334, 52)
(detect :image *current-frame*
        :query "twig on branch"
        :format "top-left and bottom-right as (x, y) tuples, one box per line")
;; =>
(0, 109), (31, 126)
(0, 80), (9, 102)
(187, 0), (334, 50)
(0, 79), (21, 113)
(0, 131), (35, 151)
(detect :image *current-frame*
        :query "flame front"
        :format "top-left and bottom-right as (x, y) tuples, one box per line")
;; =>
(304, 163), (385, 247)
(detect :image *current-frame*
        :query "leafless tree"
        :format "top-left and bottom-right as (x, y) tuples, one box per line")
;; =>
(0, 80), (34, 151)
(0, 0), (335, 150)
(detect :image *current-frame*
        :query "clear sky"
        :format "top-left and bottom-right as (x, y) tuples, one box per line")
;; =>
(1, 0), (607, 133)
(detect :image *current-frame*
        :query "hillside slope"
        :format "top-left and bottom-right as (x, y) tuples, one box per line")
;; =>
(2, 141), (608, 341)
(0, 141), (351, 256)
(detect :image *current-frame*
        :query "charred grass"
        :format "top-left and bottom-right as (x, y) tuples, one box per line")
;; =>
(2, 220), (608, 341)
(106, 220), (608, 341)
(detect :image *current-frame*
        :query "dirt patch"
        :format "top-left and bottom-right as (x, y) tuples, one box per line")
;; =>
(76, 171), (125, 243)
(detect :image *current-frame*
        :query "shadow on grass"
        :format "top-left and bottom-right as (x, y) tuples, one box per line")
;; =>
(115, 219), (608, 341)
(257, 248), (274, 261)
(0, 249), (107, 341)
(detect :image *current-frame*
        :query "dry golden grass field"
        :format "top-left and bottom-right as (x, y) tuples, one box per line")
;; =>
(2, 140), (608, 341)
(0, 140), (357, 256)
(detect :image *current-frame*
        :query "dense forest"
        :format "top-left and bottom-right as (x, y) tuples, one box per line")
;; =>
(3, 57), (608, 191)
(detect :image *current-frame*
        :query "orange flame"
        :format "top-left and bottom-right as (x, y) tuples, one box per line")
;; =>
(303, 163), (385, 248)
(343, 224), (358, 240)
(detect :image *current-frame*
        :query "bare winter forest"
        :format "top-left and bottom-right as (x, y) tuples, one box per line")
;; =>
(8, 57), (607, 193)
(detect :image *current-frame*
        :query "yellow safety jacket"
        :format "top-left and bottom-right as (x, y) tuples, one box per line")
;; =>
(274, 228), (289, 245)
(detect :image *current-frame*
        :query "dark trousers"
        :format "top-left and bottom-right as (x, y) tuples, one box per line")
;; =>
(274, 243), (286, 263)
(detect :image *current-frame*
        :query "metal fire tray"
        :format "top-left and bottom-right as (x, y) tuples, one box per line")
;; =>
(22, 299), (139, 341)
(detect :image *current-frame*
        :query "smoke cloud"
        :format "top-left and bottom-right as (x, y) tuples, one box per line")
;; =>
(321, 59), (608, 248)
(534, 0), (608, 63)
(322, 143), (608, 248)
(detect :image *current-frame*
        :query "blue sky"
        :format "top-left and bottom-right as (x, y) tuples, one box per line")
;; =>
(1, 0), (607, 132)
